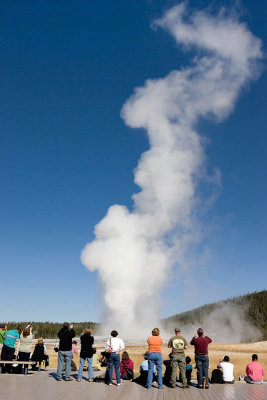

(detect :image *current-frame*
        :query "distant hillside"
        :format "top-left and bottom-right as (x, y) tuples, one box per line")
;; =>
(163, 290), (267, 340)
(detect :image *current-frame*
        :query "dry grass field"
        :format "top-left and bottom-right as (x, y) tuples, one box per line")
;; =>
(46, 341), (267, 379)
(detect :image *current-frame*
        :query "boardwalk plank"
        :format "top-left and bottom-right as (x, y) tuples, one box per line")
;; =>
(0, 371), (266, 400)
(233, 383), (251, 400)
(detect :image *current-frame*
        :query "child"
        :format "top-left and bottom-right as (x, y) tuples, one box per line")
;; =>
(163, 353), (172, 386)
(31, 338), (49, 371)
(92, 348), (100, 371)
(186, 356), (193, 385)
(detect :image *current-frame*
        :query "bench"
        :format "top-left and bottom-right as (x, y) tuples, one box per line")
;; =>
(0, 361), (36, 375)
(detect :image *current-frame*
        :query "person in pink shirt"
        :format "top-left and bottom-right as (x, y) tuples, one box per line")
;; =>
(72, 341), (79, 356)
(245, 354), (266, 384)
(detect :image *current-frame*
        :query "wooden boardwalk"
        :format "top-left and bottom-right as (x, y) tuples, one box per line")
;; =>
(0, 370), (266, 400)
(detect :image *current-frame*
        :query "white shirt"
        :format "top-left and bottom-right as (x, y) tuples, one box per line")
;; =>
(105, 337), (125, 353)
(140, 360), (156, 372)
(218, 362), (234, 382)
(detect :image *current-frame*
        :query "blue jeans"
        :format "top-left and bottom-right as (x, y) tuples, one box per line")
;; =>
(195, 355), (209, 386)
(147, 352), (163, 388)
(57, 350), (72, 380)
(244, 376), (263, 384)
(108, 353), (121, 384)
(78, 357), (94, 380)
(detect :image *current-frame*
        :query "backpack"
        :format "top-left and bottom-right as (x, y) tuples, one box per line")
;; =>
(210, 368), (223, 384)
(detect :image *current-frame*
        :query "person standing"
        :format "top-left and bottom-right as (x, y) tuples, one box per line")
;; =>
(168, 328), (189, 389)
(1, 326), (21, 372)
(217, 355), (235, 383)
(76, 328), (94, 382)
(18, 325), (33, 372)
(147, 328), (163, 389)
(190, 328), (212, 389)
(106, 330), (125, 386)
(0, 325), (7, 357)
(245, 354), (266, 384)
(56, 322), (75, 381)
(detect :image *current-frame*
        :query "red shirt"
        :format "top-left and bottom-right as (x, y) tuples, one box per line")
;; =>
(246, 361), (266, 382)
(190, 336), (212, 355)
(120, 359), (134, 375)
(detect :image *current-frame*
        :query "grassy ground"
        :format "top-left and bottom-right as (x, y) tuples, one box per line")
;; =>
(46, 341), (267, 379)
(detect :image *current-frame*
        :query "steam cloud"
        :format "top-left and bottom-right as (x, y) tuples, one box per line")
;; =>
(164, 303), (262, 343)
(81, 3), (262, 338)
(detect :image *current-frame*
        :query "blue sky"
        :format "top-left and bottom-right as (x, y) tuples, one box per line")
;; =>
(0, 0), (266, 322)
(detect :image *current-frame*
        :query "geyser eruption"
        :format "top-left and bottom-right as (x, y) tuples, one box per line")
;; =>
(81, 2), (262, 337)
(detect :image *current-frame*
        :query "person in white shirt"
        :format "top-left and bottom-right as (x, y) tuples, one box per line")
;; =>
(217, 356), (235, 383)
(105, 330), (125, 386)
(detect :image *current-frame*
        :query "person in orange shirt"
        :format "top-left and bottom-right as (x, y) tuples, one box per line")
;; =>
(147, 327), (163, 389)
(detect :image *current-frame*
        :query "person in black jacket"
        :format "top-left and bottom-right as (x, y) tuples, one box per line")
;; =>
(31, 337), (49, 371)
(76, 328), (94, 382)
(56, 322), (75, 381)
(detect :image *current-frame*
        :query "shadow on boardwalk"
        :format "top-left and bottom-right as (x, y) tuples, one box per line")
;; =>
(0, 369), (266, 400)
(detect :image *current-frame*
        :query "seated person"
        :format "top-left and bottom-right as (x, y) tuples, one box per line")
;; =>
(92, 348), (100, 371)
(245, 354), (266, 384)
(163, 353), (172, 386)
(210, 368), (223, 384)
(120, 351), (134, 380)
(217, 356), (235, 383)
(31, 338), (49, 371)
(134, 351), (156, 386)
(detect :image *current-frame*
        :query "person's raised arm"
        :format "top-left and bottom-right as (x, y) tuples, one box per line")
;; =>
(69, 324), (75, 338)
(190, 335), (197, 345)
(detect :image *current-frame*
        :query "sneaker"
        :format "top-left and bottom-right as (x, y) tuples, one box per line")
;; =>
(65, 377), (73, 381)
(88, 379), (94, 382)
(56, 377), (62, 381)
(197, 385), (203, 389)
(108, 383), (112, 386)
(76, 379), (81, 382)
(117, 383), (122, 386)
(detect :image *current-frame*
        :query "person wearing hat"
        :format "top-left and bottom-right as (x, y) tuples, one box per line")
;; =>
(217, 356), (235, 383)
(168, 328), (189, 389)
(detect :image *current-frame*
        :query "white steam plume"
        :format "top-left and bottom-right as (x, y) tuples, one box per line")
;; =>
(81, 3), (262, 338)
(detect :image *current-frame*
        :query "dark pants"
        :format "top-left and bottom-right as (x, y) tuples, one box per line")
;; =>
(195, 355), (209, 386)
(18, 352), (30, 373)
(1, 345), (15, 373)
(32, 354), (49, 370)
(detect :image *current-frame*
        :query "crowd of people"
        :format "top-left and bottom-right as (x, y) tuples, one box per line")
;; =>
(0, 325), (49, 372)
(0, 324), (266, 388)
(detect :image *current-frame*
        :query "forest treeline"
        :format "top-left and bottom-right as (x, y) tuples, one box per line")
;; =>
(2, 290), (266, 340)
(0, 321), (99, 339)
(163, 290), (267, 340)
